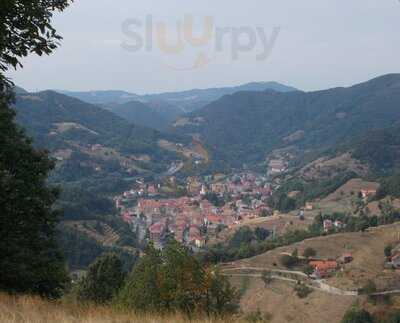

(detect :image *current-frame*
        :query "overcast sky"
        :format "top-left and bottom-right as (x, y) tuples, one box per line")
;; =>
(7, 0), (400, 94)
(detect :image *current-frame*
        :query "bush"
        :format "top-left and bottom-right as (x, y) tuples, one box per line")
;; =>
(294, 283), (312, 299)
(280, 255), (298, 268)
(244, 309), (273, 323)
(261, 270), (273, 286)
(341, 308), (374, 323)
(385, 245), (393, 258)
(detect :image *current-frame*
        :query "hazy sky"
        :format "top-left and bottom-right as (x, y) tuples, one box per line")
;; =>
(7, 0), (400, 94)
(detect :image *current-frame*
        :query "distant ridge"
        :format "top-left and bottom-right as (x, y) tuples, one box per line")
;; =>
(55, 81), (297, 130)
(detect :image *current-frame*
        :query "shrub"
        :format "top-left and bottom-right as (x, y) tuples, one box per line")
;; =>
(261, 270), (273, 286)
(244, 309), (273, 323)
(385, 245), (393, 258)
(294, 283), (312, 299)
(341, 308), (374, 323)
(280, 255), (298, 268)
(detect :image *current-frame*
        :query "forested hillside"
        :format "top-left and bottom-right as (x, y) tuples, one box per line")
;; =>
(13, 90), (189, 185)
(172, 74), (400, 168)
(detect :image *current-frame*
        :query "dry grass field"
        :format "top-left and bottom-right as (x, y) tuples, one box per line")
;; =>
(0, 294), (241, 323)
(305, 178), (380, 216)
(232, 276), (354, 323)
(236, 222), (400, 289)
(224, 223), (400, 323)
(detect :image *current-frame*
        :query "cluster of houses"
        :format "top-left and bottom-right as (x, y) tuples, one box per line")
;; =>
(114, 172), (274, 250)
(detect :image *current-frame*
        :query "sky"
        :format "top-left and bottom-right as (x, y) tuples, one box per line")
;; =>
(7, 0), (400, 94)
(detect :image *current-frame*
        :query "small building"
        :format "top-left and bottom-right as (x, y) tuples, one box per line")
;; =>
(268, 159), (287, 174)
(305, 202), (314, 211)
(360, 189), (377, 200)
(309, 260), (338, 278)
(323, 220), (333, 232)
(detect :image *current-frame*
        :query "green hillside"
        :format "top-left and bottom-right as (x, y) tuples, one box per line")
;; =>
(13, 91), (190, 193)
(172, 74), (400, 168)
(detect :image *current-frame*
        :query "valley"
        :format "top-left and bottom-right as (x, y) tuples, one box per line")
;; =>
(8, 75), (400, 323)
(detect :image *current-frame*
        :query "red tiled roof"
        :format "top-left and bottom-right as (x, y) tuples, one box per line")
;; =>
(309, 261), (338, 271)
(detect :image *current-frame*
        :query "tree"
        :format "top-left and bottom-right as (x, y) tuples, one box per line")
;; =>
(254, 227), (270, 241)
(229, 227), (254, 249)
(341, 308), (374, 323)
(280, 255), (297, 268)
(77, 253), (125, 304)
(0, 0), (73, 298)
(385, 245), (393, 258)
(116, 243), (163, 312)
(303, 247), (317, 258)
(116, 241), (239, 316)
(0, 95), (69, 297)
(303, 265), (314, 276)
(294, 283), (312, 299)
(261, 270), (273, 286)
(0, 0), (73, 89)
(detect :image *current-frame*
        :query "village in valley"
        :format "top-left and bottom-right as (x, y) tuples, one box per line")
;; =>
(110, 148), (400, 288)
(115, 170), (274, 250)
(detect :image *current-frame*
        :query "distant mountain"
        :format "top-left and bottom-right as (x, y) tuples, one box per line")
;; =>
(171, 74), (400, 168)
(13, 91), (189, 193)
(104, 100), (170, 131)
(56, 82), (298, 130)
(139, 81), (298, 114)
(55, 90), (139, 105)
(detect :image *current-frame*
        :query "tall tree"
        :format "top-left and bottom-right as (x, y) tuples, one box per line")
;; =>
(77, 253), (125, 304)
(0, 0), (73, 298)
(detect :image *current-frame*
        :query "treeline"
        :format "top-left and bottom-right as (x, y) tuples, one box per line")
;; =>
(376, 173), (400, 199)
(74, 241), (239, 318)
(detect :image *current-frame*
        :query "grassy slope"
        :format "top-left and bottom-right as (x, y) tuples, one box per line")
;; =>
(226, 222), (400, 323)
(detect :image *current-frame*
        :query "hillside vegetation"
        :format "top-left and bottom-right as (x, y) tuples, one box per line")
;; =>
(172, 74), (400, 168)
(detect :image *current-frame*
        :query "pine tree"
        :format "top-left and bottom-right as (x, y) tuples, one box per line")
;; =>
(0, 0), (73, 298)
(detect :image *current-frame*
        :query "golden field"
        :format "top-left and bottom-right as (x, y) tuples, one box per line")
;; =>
(0, 293), (238, 323)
